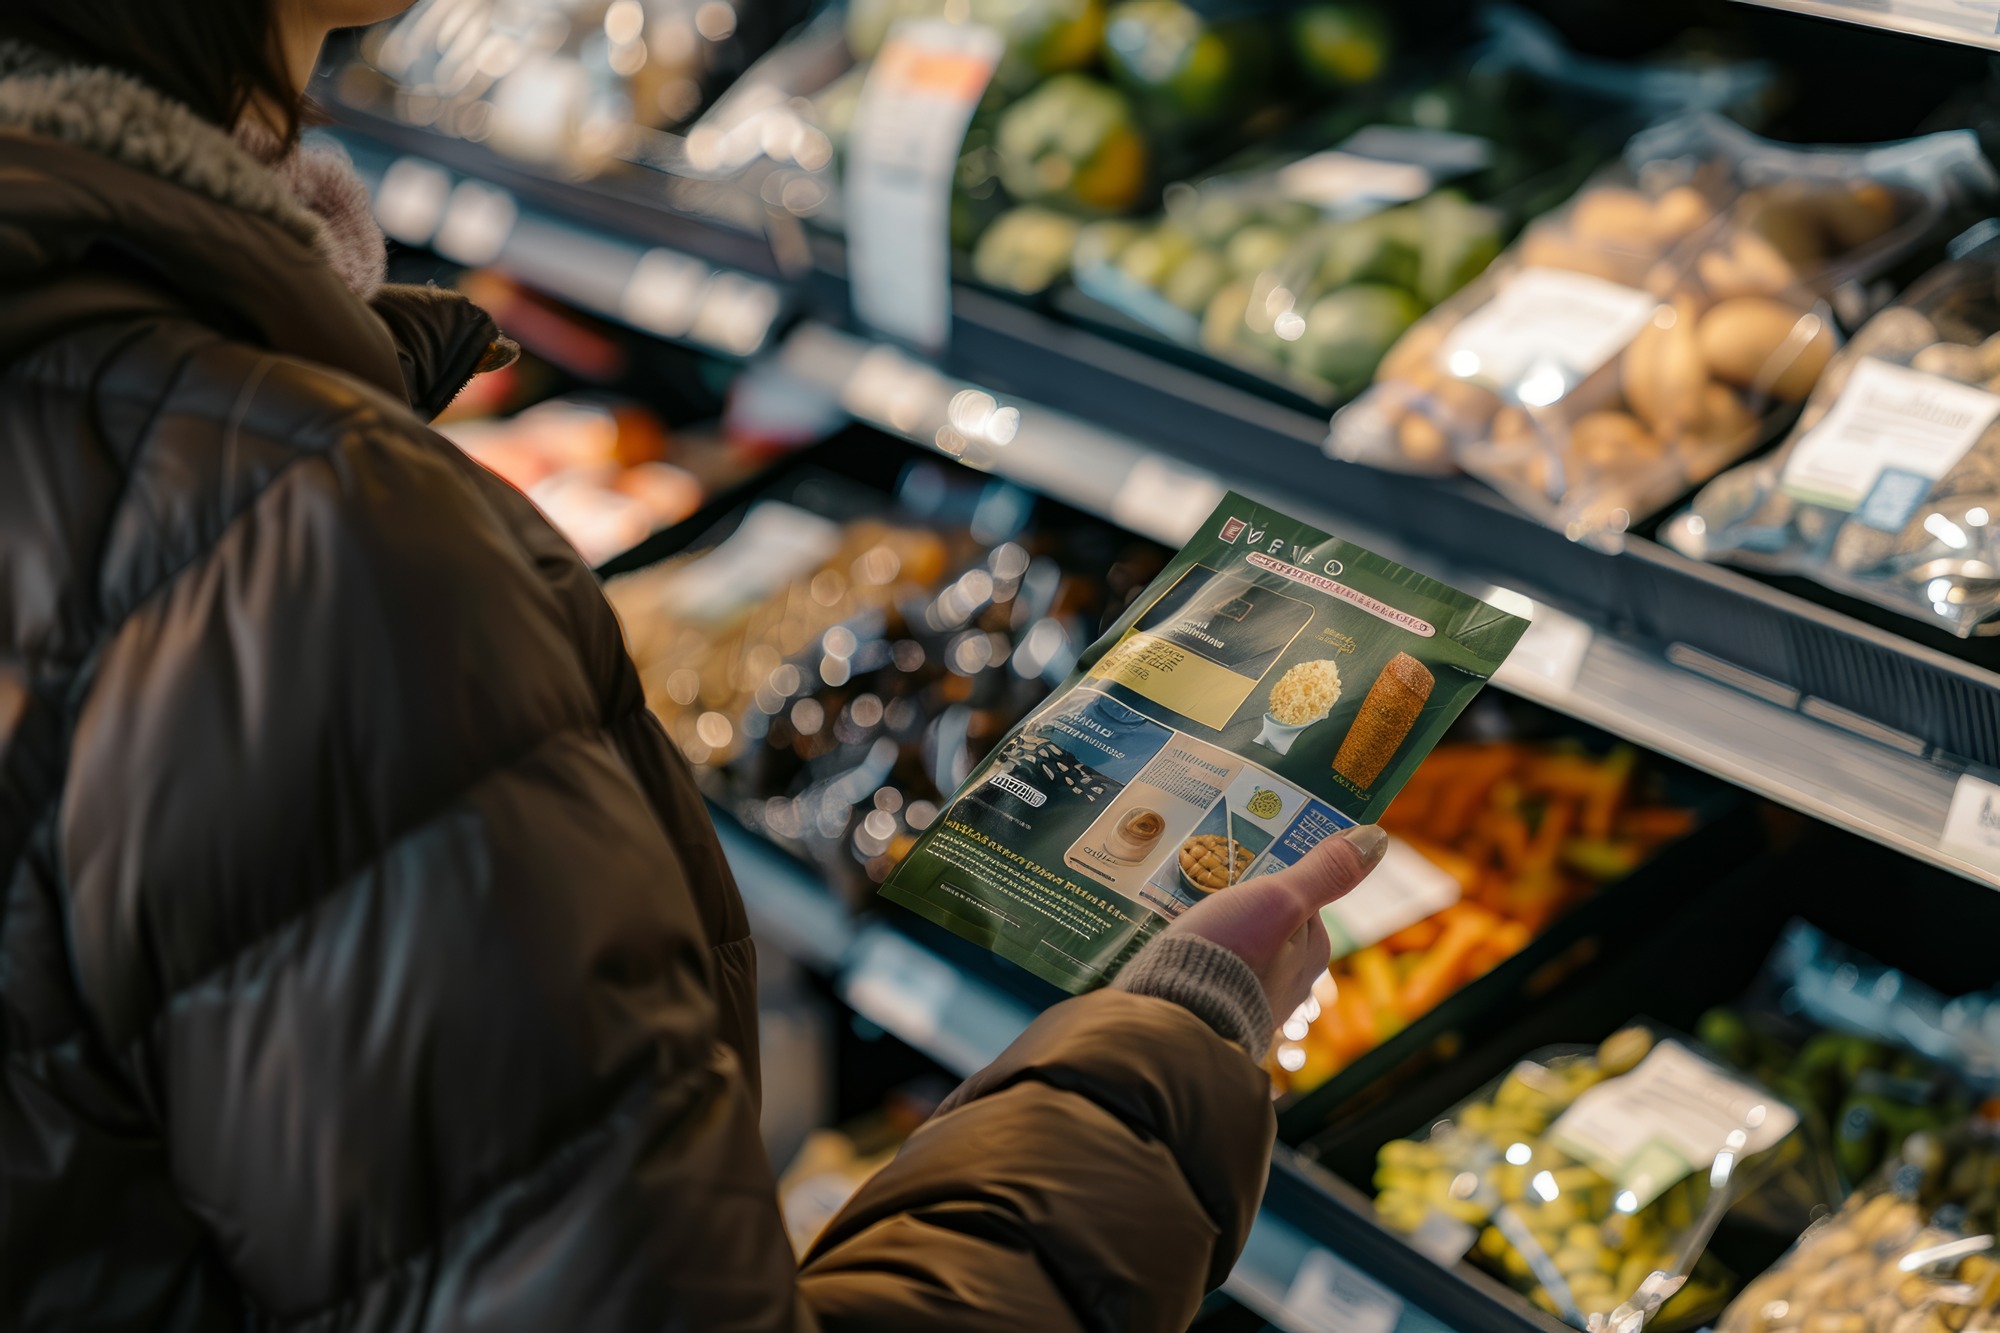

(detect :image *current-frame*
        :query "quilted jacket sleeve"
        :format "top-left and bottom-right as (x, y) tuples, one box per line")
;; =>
(56, 342), (1272, 1331)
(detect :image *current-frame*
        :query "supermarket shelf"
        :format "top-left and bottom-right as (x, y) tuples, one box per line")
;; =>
(772, 319), (2000, 892)
(712, 814), (853, 972)
(332, 124), (788, 359)
(329, 115), (2000, 888)
(1731, 0), (2000, 51)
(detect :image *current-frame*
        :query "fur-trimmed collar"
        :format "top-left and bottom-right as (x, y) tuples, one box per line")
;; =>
(0, 41), (386, 297)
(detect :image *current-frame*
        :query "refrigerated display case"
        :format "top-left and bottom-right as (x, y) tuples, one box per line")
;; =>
(314, 5), (2000, 1329)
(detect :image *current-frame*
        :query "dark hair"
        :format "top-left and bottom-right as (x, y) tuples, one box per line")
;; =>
(0, 1), (299, 141)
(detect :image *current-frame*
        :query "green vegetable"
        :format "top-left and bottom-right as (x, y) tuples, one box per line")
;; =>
(1292, 4), (1390, 88)
(995, 74), (1149, 213)
(972, 206), (1084, 294)
(1286, 284), (1421, 396)
(1101, 0), (1274, 128)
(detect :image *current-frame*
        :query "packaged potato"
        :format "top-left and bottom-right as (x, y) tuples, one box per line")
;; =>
(1665, 229), (2000, 636)
(1330, 114), (1994, 544)
(881, 492), (1527, 993)
(1374, 1025), (1805, 1330)
(1717, 1148), (2000, 1333)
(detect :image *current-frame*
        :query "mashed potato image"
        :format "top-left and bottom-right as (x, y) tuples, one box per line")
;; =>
(1267, 660), (1344, 727)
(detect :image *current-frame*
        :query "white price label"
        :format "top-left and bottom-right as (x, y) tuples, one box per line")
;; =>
(1943, 773), (2000, 873)
(374, 156), (452, 245)
(622, 248), (710, 339)
(842, 930), (960, 1048)
(1321, 836), (1461, 957)
(846, 20), (1003, 352)
(1783, 357), (2000, 520)
(1497, 609), (1593, 695)
(1442, 268), (1658, 403)
(433, 179), (518, 267)
(1110, 456), (1225, 545)
(1282, 1247), (1404, 1333)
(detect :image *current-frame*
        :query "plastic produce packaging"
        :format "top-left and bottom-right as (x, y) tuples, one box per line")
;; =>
(1329, 114), (1995, 543)
(1056, 4), (1778, 403)
(1717, 1159), (2000, 1333)
(1269, 740), (1700, 1095)
(1666, 228), (2000, 636)
(1374, 1025), (1805, 1330)
(881, 492), (1527, 993)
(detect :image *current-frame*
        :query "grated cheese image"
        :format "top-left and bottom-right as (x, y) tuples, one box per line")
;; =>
(1267, 659), (1344, 726)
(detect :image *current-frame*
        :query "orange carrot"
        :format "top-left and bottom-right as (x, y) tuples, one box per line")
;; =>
(1352, 945), (1400, 1015)
(1615, 807), (1697, 842)
(1397, 911), (1492, 1018)
(1382, 917), (1443, 953)
(1331, 978), (1379, 1061)
(1401, 836), (1481, 894)
(1583, 747), (1636, 839)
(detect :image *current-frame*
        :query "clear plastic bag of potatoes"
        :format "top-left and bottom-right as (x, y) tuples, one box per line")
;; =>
(1717, 1165), (2000, 1333)
(1664, 226), (2000, 636)
(1372, 1025), (1808, 1331)
(1328, 114), (1995, 546)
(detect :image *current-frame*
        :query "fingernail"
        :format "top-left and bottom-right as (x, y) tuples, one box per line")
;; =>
(1339, 824), (1388, 867)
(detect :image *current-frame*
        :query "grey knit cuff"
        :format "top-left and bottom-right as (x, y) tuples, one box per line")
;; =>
(1112, 934), (1275, 1062)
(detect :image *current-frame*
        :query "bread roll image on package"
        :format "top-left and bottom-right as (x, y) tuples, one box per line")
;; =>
(879, 493), (1531, 993)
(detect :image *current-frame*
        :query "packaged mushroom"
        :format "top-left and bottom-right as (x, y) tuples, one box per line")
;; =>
(1330, 114), (1995, 544)
(1665, 229), (2000, 636)
(882, 492), (1528, 993)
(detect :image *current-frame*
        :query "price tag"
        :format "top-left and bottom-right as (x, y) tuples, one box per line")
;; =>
(433, 179), (518, 267)
(845, 19), (1003, 352)
(621, 248), (710, 339)
(841, 929), (960, 1049)
(1281, 1247), (1403, 1333)
(373, 156), (452, 245)
(690, 273), (783, 356)
(1110, 456), (1225, 545)
(1278, 126), (1492, 217)
(1942, 773), (2000, 873)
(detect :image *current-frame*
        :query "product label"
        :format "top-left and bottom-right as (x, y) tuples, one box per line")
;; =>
(1441, 268), (1659, 404)
(1782, 358), (2000, 521)
(881, 493), (1528, 994)
(845, 20), (1003, 352)
(1321, 837), (1461, 957)
(1279, 125), (1492, 217)
(1549, 1040), (1799, 1209)
(1281, 1246), (1405, 1333)
(1942, 772), (2000, 874)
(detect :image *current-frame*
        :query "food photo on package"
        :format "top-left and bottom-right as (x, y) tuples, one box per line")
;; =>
(880, 493), (1530, 992)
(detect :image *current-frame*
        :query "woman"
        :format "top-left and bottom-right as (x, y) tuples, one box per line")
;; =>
(0, 3), (1384, 1328)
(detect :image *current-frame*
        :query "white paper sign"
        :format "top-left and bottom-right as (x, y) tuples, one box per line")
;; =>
(1943, 773), (2000, 873)
(1782, 357), (2000, 519)
(1282, 1246), (1404, 1333)
(1321, 836), (1462, 956)
(1441, 268), (1658, 402)
(1549, 1040), (1799, 1209)
(845, 20), (1003, 352)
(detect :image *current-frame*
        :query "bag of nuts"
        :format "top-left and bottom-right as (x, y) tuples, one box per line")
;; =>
(1665, 226), (2000, 636)
(1329, 114), (1995, 546)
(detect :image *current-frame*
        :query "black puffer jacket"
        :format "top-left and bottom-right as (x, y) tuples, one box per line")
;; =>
(0, 49), (1276, 1333)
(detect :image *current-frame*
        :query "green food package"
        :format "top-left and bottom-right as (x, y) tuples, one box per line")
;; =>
(880, 493), (1529, 992)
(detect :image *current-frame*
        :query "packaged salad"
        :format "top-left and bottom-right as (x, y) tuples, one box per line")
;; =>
(1666, 227), (2000, 636)
(1328, 114), (1994, 544)
(880, 492), (1528, 992)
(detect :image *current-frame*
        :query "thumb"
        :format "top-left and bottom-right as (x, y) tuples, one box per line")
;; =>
(1270, 825), (1387, 917)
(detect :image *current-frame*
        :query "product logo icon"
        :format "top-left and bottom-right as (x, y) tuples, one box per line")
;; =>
(987, 771), (1047, 807)
(1218, 517), (1247, 544)
(1246, 788), (1283, 819)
